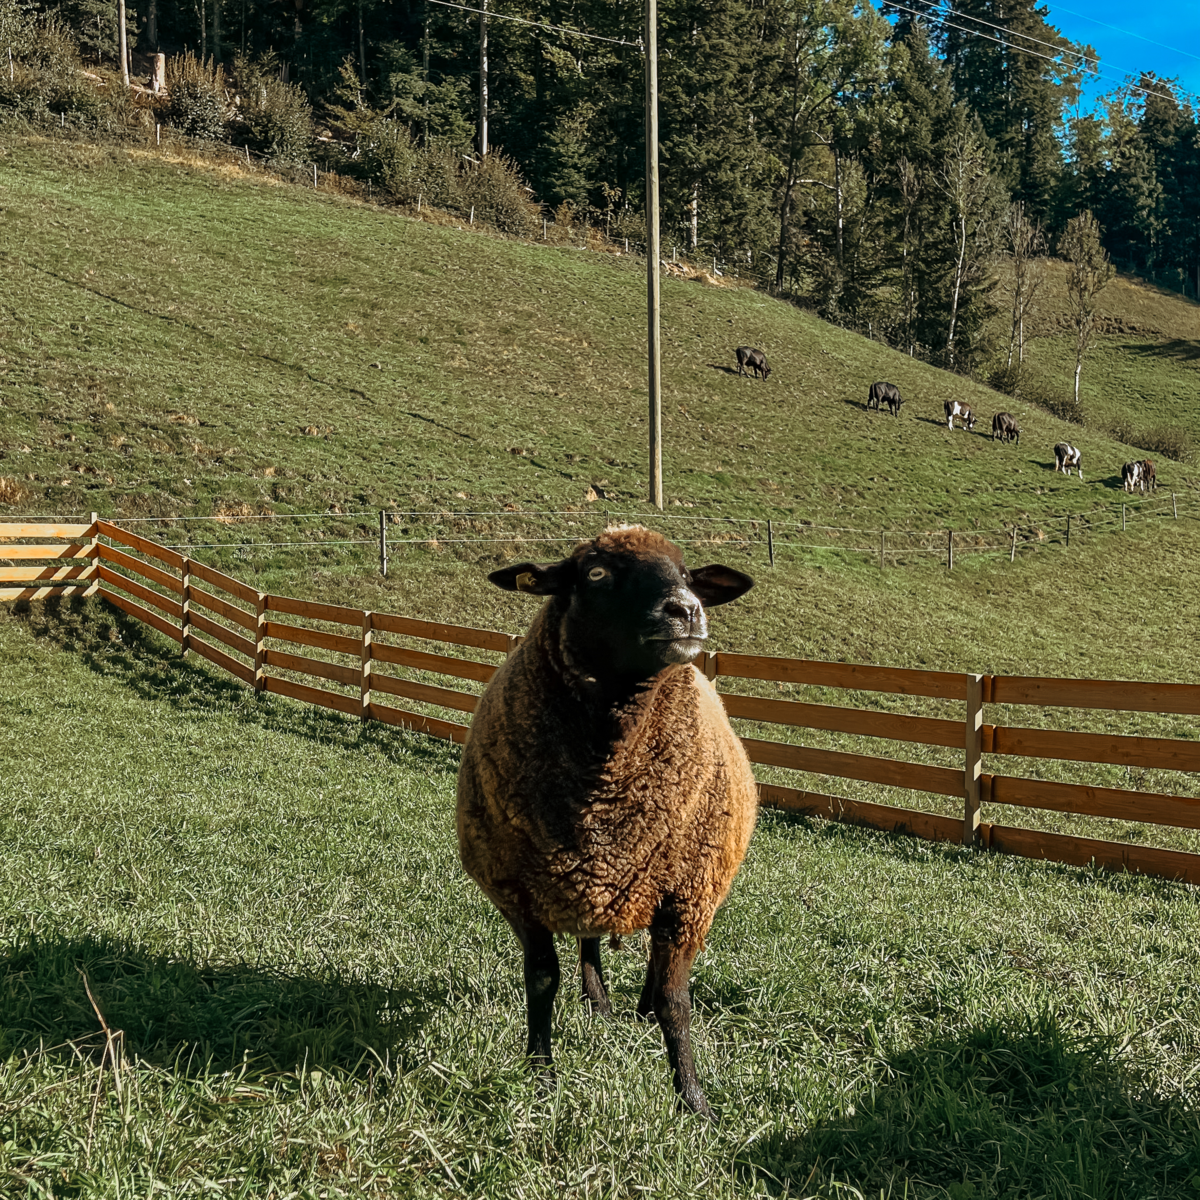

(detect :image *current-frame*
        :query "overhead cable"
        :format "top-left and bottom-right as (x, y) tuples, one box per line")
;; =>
(426, 0), (640, 48)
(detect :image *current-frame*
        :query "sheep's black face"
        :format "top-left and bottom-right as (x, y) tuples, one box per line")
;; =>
(489, 526), (754, 682)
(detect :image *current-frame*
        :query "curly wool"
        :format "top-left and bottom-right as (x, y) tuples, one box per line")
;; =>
(456, 553), (758, 951)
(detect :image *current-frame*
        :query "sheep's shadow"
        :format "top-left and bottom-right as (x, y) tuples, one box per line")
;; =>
(734, 1013), (1200, 1197)
(2, 597), (460, 776)
(0, 931), (438, 1078)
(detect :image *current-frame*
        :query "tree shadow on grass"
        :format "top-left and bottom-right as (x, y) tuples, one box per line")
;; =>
(0, 930), (438, 1079)
(3, 596), (460, 776)
(736, 1012), (1200, 1199)
(1129, 338), (1200, 366)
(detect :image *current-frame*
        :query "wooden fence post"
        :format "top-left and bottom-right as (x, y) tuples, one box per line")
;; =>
(767, 519), (774, 567)
(1066, 514), (1071, 547)
(254, 592), (268, 693)
(1122, 503), (1126, 532)
(1173, 493), (1178, 519)
(379, 510), (388, 578)
(703, 651), (719, 682)
(361, 610), (373, 722)
(964, 673), (983, 846)
(880, 529), (885, 571)
(947, 529), (953, 571)
(180, 555), (192, 657)
(1010, 527), (1017, 562)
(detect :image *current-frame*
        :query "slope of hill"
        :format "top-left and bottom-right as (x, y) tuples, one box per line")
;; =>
(2, 136), (1196, 537)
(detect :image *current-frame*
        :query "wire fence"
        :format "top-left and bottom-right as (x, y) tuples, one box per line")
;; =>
(20, 493), (1185, 571)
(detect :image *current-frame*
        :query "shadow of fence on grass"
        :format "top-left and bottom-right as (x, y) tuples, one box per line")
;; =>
(0, 931), (439, 1077)
(736, 1012), (1200, 1199)
(2, 594), (460, 776)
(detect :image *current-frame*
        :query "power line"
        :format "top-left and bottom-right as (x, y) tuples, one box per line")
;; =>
(426, 0), (640, 48)
(1050, 3), (1200, 67)
(883, 0), (1188, 104)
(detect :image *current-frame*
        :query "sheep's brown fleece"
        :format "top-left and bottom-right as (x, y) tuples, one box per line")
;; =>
(456, 528), (758, 952)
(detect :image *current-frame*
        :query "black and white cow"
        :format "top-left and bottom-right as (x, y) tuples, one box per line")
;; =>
(867, 381), (904, 416)
(1054, 442), (1083, 479)
(945, 400), (976, 431)
(735, 346), (771, 381)
(991, 412), (1020, 444)
(1122, 460), (1144, 494)
(1142, 459), (1157, 492)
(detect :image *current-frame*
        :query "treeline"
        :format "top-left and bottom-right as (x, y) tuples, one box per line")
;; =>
(3, 0), (1198, 372)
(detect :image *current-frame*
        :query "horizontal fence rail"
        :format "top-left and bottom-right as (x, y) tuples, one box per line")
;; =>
(3, 518), (1199, 889)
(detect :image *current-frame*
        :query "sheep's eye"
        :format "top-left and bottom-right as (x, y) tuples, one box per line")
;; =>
(587, 566), (608, 582)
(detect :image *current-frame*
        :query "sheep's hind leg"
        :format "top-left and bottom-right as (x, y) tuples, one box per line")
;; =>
(513, 919), (560, 1069)
(641, 936), (710, 1118)
(579, 938), (612, 1015)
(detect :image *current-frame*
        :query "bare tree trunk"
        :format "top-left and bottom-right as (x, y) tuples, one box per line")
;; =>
(834, 146), (844, 268)
(117, 0), (129, 84)
(478, 0), (488, 157)
(358, 0), (365, 82)
(689, 183), (699, 251)
(148, 0), (157, 49)
(946, 211), (967, 364)
(212, 0), (221, 61)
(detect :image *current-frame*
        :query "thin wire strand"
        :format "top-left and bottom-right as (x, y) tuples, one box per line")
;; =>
(427, 0), (640, 47)
(884, 0), (1191, 104)
(1049, 3), (1200, 68)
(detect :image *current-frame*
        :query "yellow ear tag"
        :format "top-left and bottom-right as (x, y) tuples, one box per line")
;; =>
(516, 571), (537, 592)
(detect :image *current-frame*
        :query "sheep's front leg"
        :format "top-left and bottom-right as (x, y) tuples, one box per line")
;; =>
(579, 937), (612, 1015)
(638, 936), (710, 1118)
(513, 920), (560, 1068)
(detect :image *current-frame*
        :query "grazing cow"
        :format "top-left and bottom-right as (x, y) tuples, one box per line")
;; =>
(944, 400), (976, 431)
(1054, 442), (1083, 479)
(867, 381), (904, 416)
(992, 412), (1020, 444)
(1122, 460), (1144, 494)
(735, 346), (771, 381)
(1142, 459), (1157, 492)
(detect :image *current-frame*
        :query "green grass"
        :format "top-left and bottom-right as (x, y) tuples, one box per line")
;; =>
(3, 133), (1200, 1197)
(3, 604), (1200, 1198)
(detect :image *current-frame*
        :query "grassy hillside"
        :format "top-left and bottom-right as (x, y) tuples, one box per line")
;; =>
(2, 136), (1196, 537)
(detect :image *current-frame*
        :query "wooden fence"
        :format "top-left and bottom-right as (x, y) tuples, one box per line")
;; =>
(4, 518), (1200, 888)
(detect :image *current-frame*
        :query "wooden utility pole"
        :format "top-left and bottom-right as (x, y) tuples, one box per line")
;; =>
(479, 0), (488, 158)
(645, 0), (662, 508)
(117, 0), (130, 85)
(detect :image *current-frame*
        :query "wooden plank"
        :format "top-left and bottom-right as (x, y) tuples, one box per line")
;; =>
(0, 582), (98, 601)
(188, 557), (259, 605)
(371, 673), (479, 714)
(368, 701), (470, 744)
(371, 610), (512, 653)
(0, 563), (95, 583)
(189, 585), (256, 631)
(721, 693), (962, 747)
(987, 773), (1200, 831)
(190, 611), (256, 659)
(98, 542), (183, 594)
(264, 675), (360, 715)
(984, 724), (1200, 773)
(0, 543), (92, 560)
(97, 586), (183, 643)
(264, 647), (359, 688)
(991, 675), (1200, 715)
(983, 823), (1200, 888)
(267, 594), (364, 626)
(97, 563), (183, 620)
(190, 634), (256, 686)
(741, 737), (965, 796)
(0, 523), (88, 541)
(371, 642), (497, 684)
(758, 782), (965, 844)
(717, 653), (967, 700)
(264, 620), (359, 657)
(97, 520), (184, 569)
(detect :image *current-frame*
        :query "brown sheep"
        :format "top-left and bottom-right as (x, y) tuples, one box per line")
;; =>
(456, 525), (759, 1117)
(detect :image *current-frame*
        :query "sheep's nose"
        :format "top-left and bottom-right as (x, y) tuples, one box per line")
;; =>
(662, 591), (703, 631)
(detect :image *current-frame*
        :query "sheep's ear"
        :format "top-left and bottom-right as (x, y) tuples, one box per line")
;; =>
(689, 565), (754, 607)
(488, 560), (572, 596)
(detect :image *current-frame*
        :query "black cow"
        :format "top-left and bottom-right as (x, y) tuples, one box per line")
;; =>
(1054, 442), (1083, 479)
(1122, 460), (1144, 494)
(992, 412), (1020, 444)
(867, 381), (904, 416)
(735, 346), (770, 381)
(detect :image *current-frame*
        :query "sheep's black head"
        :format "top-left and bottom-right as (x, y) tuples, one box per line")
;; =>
(489, 524), (753, 680)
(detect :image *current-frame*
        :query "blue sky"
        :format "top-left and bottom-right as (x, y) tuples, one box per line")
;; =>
(1042, 2), (1200, 111)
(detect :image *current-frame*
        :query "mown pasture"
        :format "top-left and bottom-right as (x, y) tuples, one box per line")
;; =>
(2, 133), (1200, 1197)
